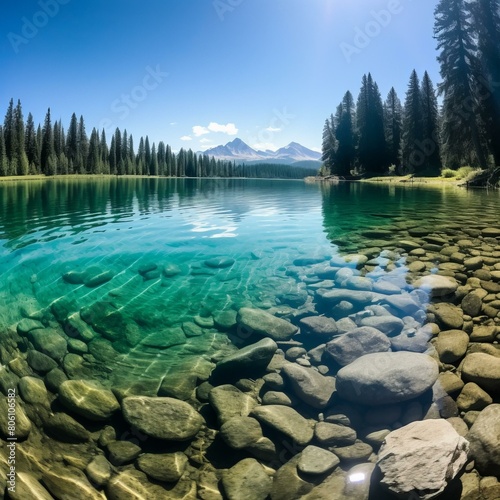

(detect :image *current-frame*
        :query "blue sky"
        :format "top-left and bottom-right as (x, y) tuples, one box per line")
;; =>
(0, 0), (440, 153)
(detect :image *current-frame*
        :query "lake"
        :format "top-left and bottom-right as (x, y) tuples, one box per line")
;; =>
(1, 178), (499, 499)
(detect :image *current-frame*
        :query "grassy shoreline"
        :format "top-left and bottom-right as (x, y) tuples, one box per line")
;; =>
(305, 174), (465, 187)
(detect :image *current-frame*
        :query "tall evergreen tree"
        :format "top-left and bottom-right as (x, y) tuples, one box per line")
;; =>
(66, 113), (78, 174)
(100, 129), (109, 174)
(13, 100), (28, 175)
(402, 70), (424, 172)
(77, 115), (89, 173)
(88, 128), (100, 174)
(144, 136), (151, 173)
(384, 87), (403, 172)
(3, 98), (16, 175)
(434, 0), (489, 168)
(0, 126), (7, 176)
(356, 74), (388, 173)
(109, 135), (117, 174)
(25, 112), (38, 173)
(41, 108), (55, 175)
(335, 91), (357, 175)
(420, 71), (442, 173)
(469, 0), (500, 165)
(137, 137), (145, 176)
(321, 115), (336, 174)
(150, 143), (159, 176)
(127, 134), (135, 174)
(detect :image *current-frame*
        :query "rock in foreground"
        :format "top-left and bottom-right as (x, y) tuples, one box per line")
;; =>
(237, 307), (298, 341)
(377, 419), (469, 499)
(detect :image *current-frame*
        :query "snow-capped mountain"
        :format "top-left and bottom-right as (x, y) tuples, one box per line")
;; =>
(202, 139), (321, 165)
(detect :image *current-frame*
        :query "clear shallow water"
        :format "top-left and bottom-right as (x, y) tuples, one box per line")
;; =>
(1, 179), (499, 329)
(1, 178), (499, 391)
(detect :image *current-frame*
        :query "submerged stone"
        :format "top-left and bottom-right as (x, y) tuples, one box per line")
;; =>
(58, 380), (120, 421)
(222, 458), (272, 500)
(237, 307), (298, 341)
(140, 327), (186, 348)
(299, 315), (338, 337)
(137, 452), (188, 483)
(122, 396), (204, 440)
(413, 275), (458, 298)
(336, 352), (439, 405)
(205, 257), (235, 268)
(212, 337), (277, 381)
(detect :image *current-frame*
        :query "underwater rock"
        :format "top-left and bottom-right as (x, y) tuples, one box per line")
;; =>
(136, 452), (188, 483)
(251, 405), (314, 446)
(297, 445), (340, 475)
(461, 353), (500, 393)
(237, 307), (298, 341)
(413, 275), (458, 298)
(58, 380), (120, 421)
(336, 352), (439, 405)
(299, 315), (338, 338)
(44, 412), (91, 443)
(205, 257), (235, 268)
(467, 404), (500, 476)
(122, 396), (204, 441)
(325, 326), (391, 366)
(281, 362), (335, 409)
(211, 337), (277, 382)
(209, 384), (258, 424)
(222, 458), (272, 500)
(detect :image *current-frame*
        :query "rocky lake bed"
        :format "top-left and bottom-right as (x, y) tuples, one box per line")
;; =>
(1, 217), (500, 499)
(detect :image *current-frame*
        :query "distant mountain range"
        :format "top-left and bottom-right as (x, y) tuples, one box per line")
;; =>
(201, 138), (322, 167)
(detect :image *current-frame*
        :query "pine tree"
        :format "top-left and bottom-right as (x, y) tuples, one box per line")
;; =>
(137, 137), (145, 176)
(321, 116), (336, 174)
(469, 0), (500, 166)
(402, 70), (424, 173)
(13, 100), (28, 175)
(145, 136), (151, 173)
(356, 74), (388, 173)
(150, 143), (159, 176)
(41, 108), (55, 175)
(100, 129), (109, 174)
(77, 115), (89, 173)
(127, 134), (135, 175)
(109, 135), (117, 174)
(88, 128), (100, 174)
(157, 141), (166, 176)
(335, 91), (357, 176)
(420, 71), (442, 174)
(66, 113), (78, 174)
(0, 126), (7, 176)
(25, 112), (38, 173)
(3, 98), (16, 175)
(384, 88), (403, 172)
(434, 0), (489, 168)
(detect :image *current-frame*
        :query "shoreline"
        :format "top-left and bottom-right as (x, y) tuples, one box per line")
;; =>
(305, 175), (465, 187)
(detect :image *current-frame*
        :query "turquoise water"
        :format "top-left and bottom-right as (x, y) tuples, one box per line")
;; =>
(1, 178), (499, 394)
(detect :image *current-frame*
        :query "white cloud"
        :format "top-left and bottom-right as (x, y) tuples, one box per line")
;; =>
(170, 122), (177, 126)
(265, 126), (281, 132)
(200, 138), (212, 144)
(193, 125), (210, 136)
(208, 122), (238, 135)
(180, 135), (192, 141)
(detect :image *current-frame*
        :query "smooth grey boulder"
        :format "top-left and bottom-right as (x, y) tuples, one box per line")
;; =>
(336, 352), (439, 405)
(122, 396), (204, 440)
(413, 275), (458, 298)
(461, 353), (500, 393)
(359, 315), (404, 336)
(251, 405), (314, 446)
(281, 362), (335, 409)
(58, 380), (120, 421)
(222, 458), (272, 500)
(325, 326), (391, 366)
(377, 420), (469, 499)
(237, 308), (298, 341)
(212, 337), (277, 381)
(467, 404), (500, 475)
(299, 315), (338, 337)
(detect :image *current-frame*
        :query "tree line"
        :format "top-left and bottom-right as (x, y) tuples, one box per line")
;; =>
(321, 0), (500, 176)
(0, 101), (314, 180)
(0, 101), (238, 178)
